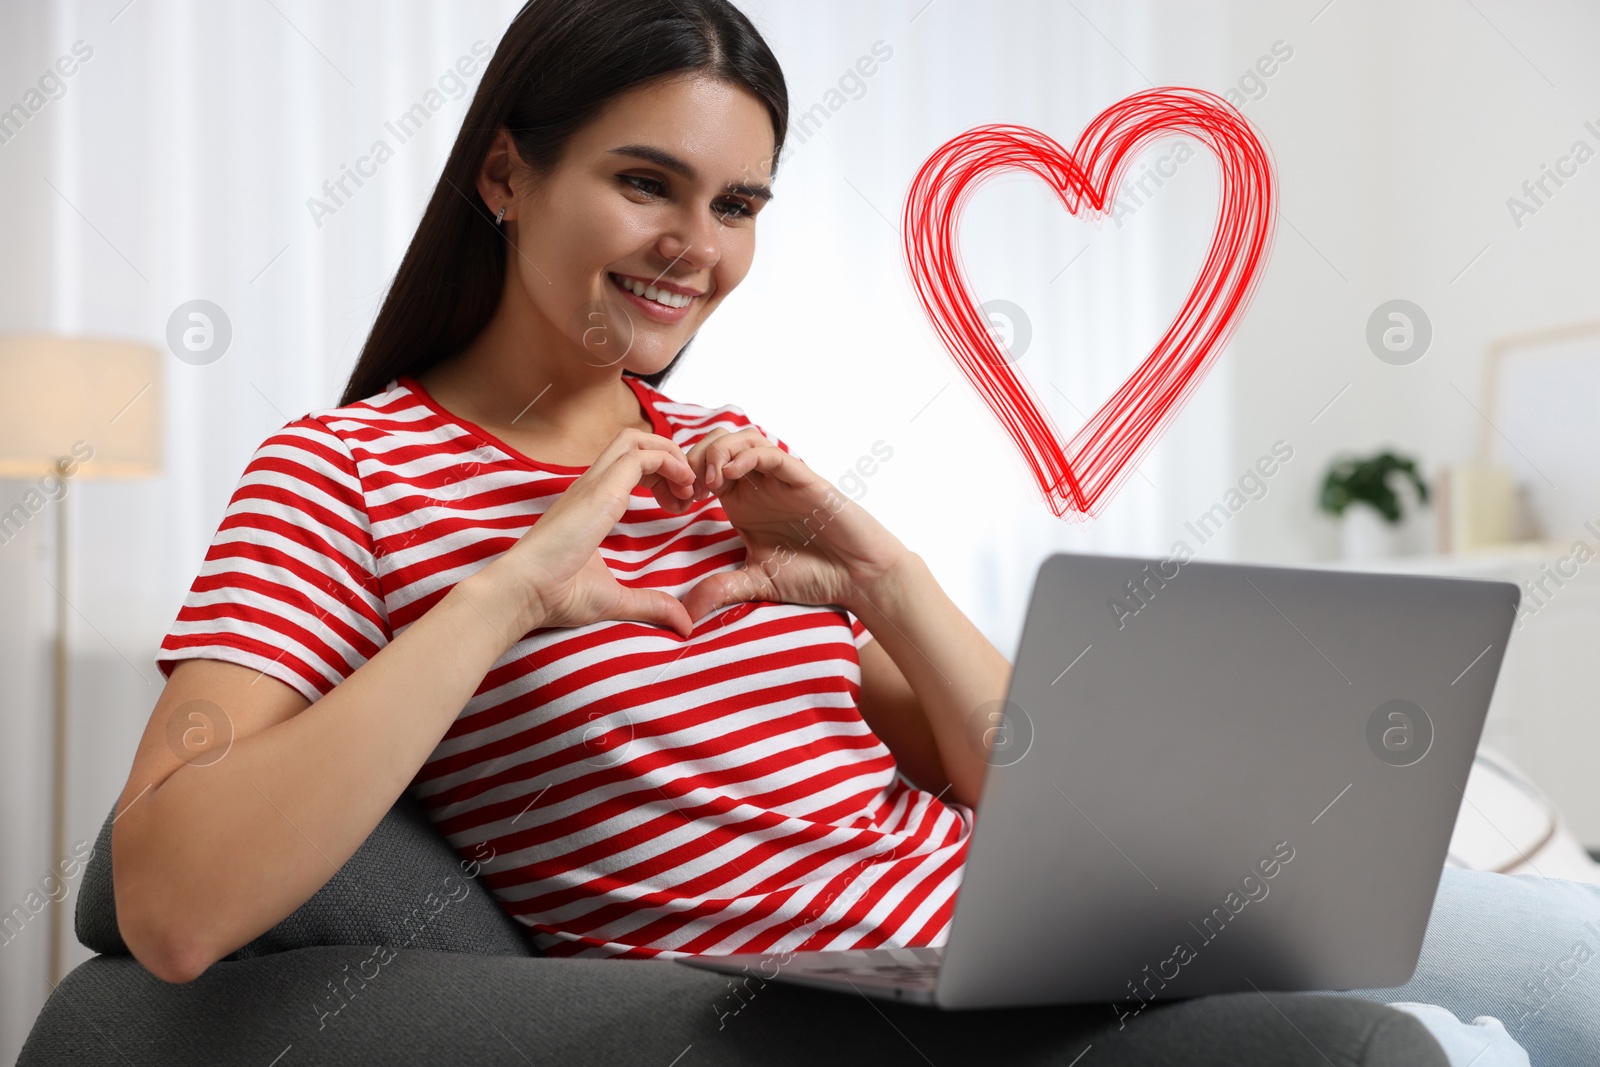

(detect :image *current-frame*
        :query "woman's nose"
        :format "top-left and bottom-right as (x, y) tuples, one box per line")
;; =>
(657, 206), (722, 275)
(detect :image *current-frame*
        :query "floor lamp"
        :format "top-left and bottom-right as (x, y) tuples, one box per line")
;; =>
(0, 335), (163, 987)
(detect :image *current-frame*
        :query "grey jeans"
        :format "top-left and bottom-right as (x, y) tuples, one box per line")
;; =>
(1336, 865), (1600, 1066)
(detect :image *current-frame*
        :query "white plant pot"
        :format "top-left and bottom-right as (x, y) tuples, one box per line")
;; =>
(1341, 506), (1405, 561)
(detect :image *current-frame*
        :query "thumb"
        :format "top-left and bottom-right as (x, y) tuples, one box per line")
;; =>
(617, 586), (694, 639)
(681, 566), (769, 625)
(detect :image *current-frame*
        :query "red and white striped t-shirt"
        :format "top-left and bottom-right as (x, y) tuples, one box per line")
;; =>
(158, 373), (972, 958)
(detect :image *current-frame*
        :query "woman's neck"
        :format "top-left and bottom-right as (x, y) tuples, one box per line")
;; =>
(415, 281), (652, 466)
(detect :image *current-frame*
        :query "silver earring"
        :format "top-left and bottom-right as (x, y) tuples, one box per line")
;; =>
(494, 206), (507, 226)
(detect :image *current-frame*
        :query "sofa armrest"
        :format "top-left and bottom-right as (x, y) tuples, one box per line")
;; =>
(76, 790), (538, 962)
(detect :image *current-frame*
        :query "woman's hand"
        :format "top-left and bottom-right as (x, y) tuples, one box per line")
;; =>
(678, 427), (909, 624)
(477, 427), (701, 638)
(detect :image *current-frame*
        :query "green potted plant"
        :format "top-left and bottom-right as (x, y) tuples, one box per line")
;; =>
(1318, 450), (1430, 560)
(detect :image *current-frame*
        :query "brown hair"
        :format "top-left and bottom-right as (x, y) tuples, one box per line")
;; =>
(338, 0), (789, 407)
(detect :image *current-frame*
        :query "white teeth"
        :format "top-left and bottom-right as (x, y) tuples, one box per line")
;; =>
(614, 274), (693, 309)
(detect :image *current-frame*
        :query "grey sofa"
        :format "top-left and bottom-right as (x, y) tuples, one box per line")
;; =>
(19, 793), (1449, 1066)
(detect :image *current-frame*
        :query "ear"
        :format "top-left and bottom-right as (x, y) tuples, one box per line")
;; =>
(476, 127), (531, 223)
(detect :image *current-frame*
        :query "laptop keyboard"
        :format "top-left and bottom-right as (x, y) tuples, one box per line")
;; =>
(803, 961), (942, 987)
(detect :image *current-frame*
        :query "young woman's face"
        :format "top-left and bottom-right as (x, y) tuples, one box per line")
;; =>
(508, 73), (776, 376)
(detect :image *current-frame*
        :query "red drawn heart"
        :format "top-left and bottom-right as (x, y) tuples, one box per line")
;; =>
(902, 87), (1276, 519)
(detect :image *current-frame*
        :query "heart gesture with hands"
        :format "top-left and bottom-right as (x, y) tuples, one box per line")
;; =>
(674, 427), (908, 626)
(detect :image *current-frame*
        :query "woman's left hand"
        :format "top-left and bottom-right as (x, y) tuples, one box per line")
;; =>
(674, 427), (906, 624)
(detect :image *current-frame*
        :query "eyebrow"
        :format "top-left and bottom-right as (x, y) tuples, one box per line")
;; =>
(609, 144), (774, 202)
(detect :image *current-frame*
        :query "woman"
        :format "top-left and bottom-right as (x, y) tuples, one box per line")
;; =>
(111, 1), (1596, 1063)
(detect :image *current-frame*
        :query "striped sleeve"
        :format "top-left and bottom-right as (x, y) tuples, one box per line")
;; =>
(846, 609), (873, 650)
(730, 406), (875, 654)
(156, 417), (391, 704)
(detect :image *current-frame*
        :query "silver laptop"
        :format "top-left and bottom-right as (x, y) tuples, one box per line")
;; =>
(680, 551), (1520, 1010)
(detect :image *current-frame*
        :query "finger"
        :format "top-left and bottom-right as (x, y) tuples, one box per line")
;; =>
(596, 428), (692, 478)
(695, 429), (771, 492)
(683, 427), (731, 467)
(643, 453), (700, 503)
(680, 565), (773, 624)
(601, 447), (696, 501)
(644, 440), (697, 497)
(583, 436), (696, 509)
(690, 428), (771, 492)
(617, 586), (694, 638)
(684, 428), (735, 498)
(716, 444), (813, 490)
(650, 479), (698, 514)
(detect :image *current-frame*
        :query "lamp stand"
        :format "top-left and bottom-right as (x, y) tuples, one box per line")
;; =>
(48, 490), (69, 988)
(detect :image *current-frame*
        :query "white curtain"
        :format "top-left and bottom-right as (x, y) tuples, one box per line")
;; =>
(0, 0), (1234, 1046)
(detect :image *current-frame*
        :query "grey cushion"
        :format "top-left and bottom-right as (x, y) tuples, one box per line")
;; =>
(19, 946), (1449, 1067)
(76, 790), (537, 961)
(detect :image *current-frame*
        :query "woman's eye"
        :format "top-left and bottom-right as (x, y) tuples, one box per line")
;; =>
(623, 175), (753, 222)
(622, 174), (665, 197)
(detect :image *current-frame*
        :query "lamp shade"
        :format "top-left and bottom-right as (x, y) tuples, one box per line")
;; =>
(0, 335), (163, 479)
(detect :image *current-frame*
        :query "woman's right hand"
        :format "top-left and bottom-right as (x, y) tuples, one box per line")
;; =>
(473, 428), (704, 639)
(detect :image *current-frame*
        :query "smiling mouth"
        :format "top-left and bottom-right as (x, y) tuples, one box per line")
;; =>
(608, 272), (697, 310)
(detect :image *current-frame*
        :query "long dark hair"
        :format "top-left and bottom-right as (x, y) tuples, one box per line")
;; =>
(338, 0), (789, 407)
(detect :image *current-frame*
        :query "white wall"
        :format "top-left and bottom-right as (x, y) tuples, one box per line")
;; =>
(1222, 0), (1600, 562)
